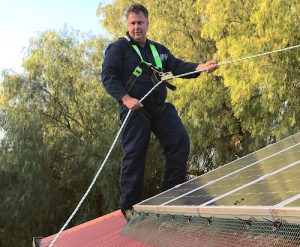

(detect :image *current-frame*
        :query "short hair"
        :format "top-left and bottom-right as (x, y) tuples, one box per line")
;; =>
(126, 3), (149, 19)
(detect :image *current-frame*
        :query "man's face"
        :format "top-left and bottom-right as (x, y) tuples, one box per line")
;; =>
(127, 11), (148, 45)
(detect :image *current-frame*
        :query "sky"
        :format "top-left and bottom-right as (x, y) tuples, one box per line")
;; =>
(0, 0), (111, 73)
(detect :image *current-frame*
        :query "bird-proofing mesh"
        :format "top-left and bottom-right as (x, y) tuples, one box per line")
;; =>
(122, 211), (300, 247)
(121, 132), (300, 246)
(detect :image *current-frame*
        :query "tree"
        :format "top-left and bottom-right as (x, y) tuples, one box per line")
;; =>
(0, 29), (121, 246)
(201, 0), (300, 140)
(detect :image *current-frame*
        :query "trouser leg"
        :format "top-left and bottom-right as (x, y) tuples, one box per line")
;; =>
(119, 110), (151, 209)
(152, 103), (190, 191)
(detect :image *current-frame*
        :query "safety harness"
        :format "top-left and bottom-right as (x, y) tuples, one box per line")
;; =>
(123, 34), (176, 92)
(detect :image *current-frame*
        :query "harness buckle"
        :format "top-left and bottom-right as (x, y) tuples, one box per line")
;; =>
(139, 61), (162, 74)
(133, 66), (143, 77)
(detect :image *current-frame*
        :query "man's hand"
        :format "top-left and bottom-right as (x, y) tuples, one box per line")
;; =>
(121, 94), (144, 110)
(196, 60), (218, 73)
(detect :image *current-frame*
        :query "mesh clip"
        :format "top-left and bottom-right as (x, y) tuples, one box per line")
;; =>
(272, 219), (283, 231)
(236, 217), (253, 229)
(200, 216), (213, 226)
(263, 218), (283, 232)
(171, 215), (175, 221)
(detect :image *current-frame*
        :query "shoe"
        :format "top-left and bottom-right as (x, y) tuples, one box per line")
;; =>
(121, 208), (134, 221)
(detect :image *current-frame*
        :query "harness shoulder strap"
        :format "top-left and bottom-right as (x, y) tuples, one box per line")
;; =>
(121, 35), (176, 91)
(131, 45), (143, 61)
(150, 44), (162, 69)
(124, 33), (163, 69)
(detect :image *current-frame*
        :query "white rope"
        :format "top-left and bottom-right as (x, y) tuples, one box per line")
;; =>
(48, 110), (132, 247)
(219, 44), (300, 66)
(170, 43), (300, 79)
(48, 43), (300, 247)
(48, 75), (169, 247)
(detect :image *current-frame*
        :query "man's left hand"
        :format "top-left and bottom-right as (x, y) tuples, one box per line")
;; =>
(196, 60), (218, 73)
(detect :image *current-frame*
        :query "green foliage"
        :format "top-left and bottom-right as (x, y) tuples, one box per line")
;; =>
(0, 29), (121, 246)
(201, 0), (300, 140)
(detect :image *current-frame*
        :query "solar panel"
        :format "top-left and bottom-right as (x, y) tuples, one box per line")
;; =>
(207, 161), (300, 207)
(125, 133), (300, 247)
(136, 132), (300, 209)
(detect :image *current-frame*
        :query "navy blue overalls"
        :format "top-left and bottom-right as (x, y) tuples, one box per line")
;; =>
(101, 33), (200, 210)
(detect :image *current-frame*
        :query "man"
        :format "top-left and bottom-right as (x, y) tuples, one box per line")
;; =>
(101, 3), (217, 220)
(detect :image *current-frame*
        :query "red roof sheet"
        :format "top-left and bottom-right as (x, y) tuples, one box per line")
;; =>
(39, 210), (151, 247)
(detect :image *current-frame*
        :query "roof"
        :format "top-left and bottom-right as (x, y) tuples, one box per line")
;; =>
(37, 210), (151, 247)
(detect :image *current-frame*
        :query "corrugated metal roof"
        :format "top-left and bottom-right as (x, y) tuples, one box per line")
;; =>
(39, 210), (151, 247)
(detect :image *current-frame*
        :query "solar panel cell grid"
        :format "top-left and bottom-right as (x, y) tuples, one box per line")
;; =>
(208, 163), (300, 206)
(138, 132), (300, 208)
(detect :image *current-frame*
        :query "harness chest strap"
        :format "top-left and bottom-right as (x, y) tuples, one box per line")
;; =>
(132, 44), (163, 70)
(124, 37), (176, 92)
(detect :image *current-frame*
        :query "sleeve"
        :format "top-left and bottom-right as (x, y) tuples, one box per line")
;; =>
(101, 42), (128, 101)
(163, 46), (200, 79)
